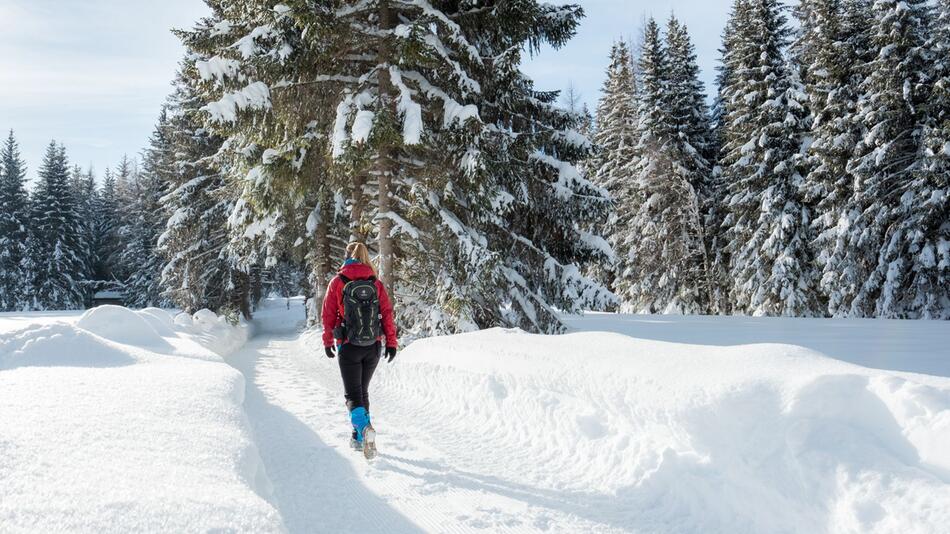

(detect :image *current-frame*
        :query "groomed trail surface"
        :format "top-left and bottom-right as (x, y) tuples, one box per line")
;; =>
(232, 300), (950, 534)
(230, 301), (615, 533)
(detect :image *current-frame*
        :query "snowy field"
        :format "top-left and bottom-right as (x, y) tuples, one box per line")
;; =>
(563, 313), (950, 378)
(1, 301), (949, 533)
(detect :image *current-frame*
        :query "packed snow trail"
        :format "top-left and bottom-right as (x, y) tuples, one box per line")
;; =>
(231, 300), (950, 533)
(229, 300), (615, 533)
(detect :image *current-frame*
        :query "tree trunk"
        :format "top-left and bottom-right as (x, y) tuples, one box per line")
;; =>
(376, 0), (397, 293)
(350, 172), (368, 242)
(309, 202), (336, 326)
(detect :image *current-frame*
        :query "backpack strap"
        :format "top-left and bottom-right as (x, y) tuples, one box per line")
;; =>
(336, 274), (350, 323)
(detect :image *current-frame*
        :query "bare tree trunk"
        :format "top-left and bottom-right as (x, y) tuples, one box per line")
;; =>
(350, 172), (368, 242)
(375, 0), (397, 293)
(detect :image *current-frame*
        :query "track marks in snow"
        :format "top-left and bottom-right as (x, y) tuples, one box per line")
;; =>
(230, 313), (950, 534)
(229, 327), (618, 533)
(229, 335), (422, 533)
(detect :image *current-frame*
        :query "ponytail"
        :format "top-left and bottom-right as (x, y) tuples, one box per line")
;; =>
(345, 242), (377, 276)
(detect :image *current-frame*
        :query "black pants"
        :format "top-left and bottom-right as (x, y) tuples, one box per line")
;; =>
(338, 342), (380, 412)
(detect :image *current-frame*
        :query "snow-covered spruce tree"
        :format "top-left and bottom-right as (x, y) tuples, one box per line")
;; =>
(0, 130), (30, 311)
(158, 65), (237, 313)
(177, 4), (349, 321)
(705, 0), (751, 314)
(620, 18), (709, 314)
(838, 0), (932, 317)
(117, 113), (172, 308)
(666, 17), (714, 177)
(869, 0), (949, 318)
(474, 37), (615, 331)
(794, 0), (872, 316)
(28, 142), (86, 310)
(180, 1), (612, 332)
(717, 0), (819, 316)
(69, 165), (97, 305)
(590, 41), (639, 299)
(91, 168), (122, 283)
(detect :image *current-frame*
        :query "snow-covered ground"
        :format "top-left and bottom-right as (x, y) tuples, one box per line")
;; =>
(2, 301), (949, 533)
(0, 305), (281, 532)
(0, 309), (83, 334)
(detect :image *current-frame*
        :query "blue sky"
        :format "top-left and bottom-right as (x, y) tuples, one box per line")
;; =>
(0, 0), (731, 183)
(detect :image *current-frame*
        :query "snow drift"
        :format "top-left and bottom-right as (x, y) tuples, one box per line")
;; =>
(380, 328), (950, 533)
(0, 307), (280, 532)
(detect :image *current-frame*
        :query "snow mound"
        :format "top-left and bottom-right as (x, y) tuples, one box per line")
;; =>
(174, 311), (194, 327)
(383, 328), (950, 533)
(193, 308), (220, 326)
(186, 309), (249, 355)
(0, 323), (135, 370)
(76, 305), (172, 351)
(137, 307), (177, 336)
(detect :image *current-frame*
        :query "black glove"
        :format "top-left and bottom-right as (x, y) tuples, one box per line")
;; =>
(325, 346), (336, 359)
(385, 346), (397, 363)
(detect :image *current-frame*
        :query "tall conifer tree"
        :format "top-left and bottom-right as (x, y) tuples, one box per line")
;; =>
(717, 0), (818, 316)
(621, 18), (709, 313)
(795, 0), (873, 315)
(0, 130), (30, 310)
(159, 65), (236, 313)
(875, 0), (950, 318)
(591, 41), (639, 298)
(28, 142), (85, 309)
(839, 0), (932, 316)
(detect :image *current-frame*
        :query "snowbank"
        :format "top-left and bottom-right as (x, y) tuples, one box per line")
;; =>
(76, 305), (174, 351)
(0, 307), (280, 532)
(381, 328), (950, 533)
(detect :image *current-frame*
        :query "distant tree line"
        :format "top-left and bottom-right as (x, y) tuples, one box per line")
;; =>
(0, 129), (290, 316)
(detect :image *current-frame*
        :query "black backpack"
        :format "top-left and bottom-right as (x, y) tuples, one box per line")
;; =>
(339, 274), (381, 346)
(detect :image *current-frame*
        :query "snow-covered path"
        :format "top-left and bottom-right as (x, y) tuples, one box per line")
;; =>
(229, 302), (615, 533)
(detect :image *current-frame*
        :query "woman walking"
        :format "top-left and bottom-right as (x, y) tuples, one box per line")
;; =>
(321, 242), (397, 459)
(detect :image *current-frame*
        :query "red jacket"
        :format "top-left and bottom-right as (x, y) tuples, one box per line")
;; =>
(321, 262), (397, 348)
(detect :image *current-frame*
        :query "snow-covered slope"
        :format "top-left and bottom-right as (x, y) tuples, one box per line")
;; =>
(0, 306), (281, 532)
(383, 329), (950, 533)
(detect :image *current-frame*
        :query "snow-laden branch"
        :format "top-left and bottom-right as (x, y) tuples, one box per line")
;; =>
(202, 81), (271, 123)
(390, 66), (423, 145)
(377, 211), (420, 239)
(195, 57), (242, 83)
(529, 151), (608, 200)
(400, 70), (480, 129)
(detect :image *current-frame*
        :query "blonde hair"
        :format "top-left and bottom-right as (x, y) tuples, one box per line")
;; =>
(345, 242), (377, 276)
